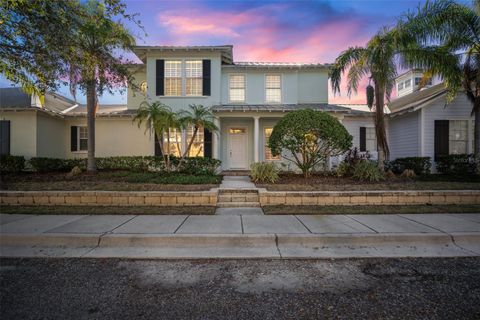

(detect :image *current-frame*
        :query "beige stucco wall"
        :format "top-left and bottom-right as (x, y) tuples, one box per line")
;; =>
(64, 117), (154, 158)
(0, 111), (37, 158)
(36, 113), (66, 158)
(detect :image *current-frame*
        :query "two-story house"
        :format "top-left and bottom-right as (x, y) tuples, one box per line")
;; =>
(0, 45), (376, 171)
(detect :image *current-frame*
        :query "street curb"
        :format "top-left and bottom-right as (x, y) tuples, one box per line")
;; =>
(99, 234), (276, 247)
(0, 233), (100, 247)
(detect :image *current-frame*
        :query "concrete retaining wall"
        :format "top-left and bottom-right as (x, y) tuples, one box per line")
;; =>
(258, 190), (480, 206)
(0, 191), (217, 207)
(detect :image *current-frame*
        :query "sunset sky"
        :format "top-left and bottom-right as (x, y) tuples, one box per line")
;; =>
(1, 0), (459, 104)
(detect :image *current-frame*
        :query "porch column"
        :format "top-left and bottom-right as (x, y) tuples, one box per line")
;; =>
(254, 116), (260, 163)
(213, 117), (220, 159)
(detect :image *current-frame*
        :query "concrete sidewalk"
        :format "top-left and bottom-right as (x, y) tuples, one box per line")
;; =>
(1, 213), (479, 259)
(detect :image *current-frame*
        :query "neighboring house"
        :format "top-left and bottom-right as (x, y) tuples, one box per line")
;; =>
(388, 70), (474, 166)
(0, 45), (376, 171)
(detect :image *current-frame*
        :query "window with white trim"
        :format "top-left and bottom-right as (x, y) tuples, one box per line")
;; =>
(186, 60), (202, 96)
(404, 79), (411, 88)
(187, 125), (204, 157)
(79, 126), (88, 151)
(265, 75), (281, 103)
(365, 127), (377, 152)
(397, 82), (404, 91)
(165, 60), (182, 96)
(264, 127), (280, 160)
(229, 74), (245, 102)
(449, 120), (468, 154)
(163, 128), (182, 156)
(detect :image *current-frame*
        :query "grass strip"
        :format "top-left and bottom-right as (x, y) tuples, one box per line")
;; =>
(0, 205), (215, 215)
(263, 204), (480, 215)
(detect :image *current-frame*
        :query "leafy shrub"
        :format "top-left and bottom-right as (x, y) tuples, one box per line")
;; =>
(337, 147), (371, 177)
(268, 109), (352, 177)
(0, 155), (25, 173)
(352, 160), (385, 182)
(388, 157), (431, 175)
(401, 169), (416, 178)
(27, 156), (221, 175)
(173, 157), (221, 175)
(250, 162), (279, 183)
(436, 154), (477, 175)
(385, 169), (396, 179)
(29, 157), (78, 172)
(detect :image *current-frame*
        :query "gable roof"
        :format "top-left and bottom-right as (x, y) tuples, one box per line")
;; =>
(388, 83), (447, 117)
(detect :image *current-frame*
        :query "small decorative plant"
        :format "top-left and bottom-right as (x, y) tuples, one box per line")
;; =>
(250, 162), (279, 184)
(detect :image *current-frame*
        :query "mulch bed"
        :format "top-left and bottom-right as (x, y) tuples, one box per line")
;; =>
(0, 172), (218, 191)
(256, 173), (480, 191)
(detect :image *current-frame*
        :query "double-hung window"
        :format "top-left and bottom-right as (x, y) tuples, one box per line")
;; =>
(365, 127), (377, 152)
(264, 127), (280, 160)
(449, 120), (468, 154)
(229, 74), (245, 102)
(186, 60), (202, 96)
(165, 60), (182, 96)
(265, 75), (281, 103)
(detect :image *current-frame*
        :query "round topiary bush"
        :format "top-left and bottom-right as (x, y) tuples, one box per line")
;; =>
(268, 109), (352, 177)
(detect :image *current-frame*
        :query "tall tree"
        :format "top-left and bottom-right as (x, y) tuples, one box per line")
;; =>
(397, 0), (478, 164)
(133, 101), (180, 171)
(0, 0), (143, 172)
(330, 29), (397, 169)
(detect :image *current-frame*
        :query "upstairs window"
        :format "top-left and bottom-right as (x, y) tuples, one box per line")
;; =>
(186, 60), (202, 96)
(229, 74), (245, 102)
(265, 74), (281, 103)
(404, 79), (411, 88)
(165, 60), (182, 96)
(397, 82), (404, 91)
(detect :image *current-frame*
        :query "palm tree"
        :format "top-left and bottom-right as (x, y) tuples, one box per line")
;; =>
(133, 101), (178, 171)
(330, 29), (397, 169)
(178, 104), (218, 158)
(69, 0), (137, 173)
(397, 0), (479, 164)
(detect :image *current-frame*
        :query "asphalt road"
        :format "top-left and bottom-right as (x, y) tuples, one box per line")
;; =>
(1, 258), (479, 319)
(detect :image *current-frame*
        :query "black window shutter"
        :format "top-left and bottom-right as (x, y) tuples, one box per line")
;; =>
(204, 128), (212, 158)
(156, 59), (165, 96)
(359, 127), (366, 152)
(434, 120), (449, 160)
(0, 120), (10, 156)
(154, 131), (162, 156)
(202, 60), (211, 96)
(71, 126), (78, 152)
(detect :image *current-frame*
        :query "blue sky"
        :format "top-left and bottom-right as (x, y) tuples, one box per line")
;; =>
(1, 0), (466, 104)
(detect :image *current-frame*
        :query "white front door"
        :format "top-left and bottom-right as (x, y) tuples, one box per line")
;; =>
(228, 127), (248, 169)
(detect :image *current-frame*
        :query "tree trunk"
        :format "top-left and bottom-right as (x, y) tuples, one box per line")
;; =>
(86, 82), (97, 173)
(373, 81), (389, 171)
(474, 101), (480, 172)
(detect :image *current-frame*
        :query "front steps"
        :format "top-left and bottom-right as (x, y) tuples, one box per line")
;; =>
(221, 170), (250, 176)
(216, 189), (260, 208)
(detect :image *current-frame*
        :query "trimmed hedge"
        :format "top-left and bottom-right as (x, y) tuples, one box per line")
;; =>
(387, 157), (431, 175)
(436, 154), (477, 175)
(0, 155), (25, 173)
(27, 156), (221, 175)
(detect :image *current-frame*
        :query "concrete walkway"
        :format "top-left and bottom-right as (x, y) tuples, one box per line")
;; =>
(1, 213), (479, 259)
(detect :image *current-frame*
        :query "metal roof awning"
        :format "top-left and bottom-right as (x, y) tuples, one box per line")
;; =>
(211, 104), (371, 115)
